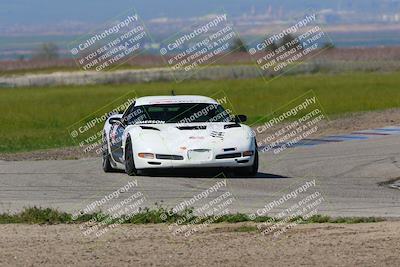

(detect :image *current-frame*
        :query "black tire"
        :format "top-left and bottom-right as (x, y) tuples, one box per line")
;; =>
(248, 149), (259, 176)
(102, 133), (114, 173)
(124, 137), (137, 176)
(235, 150), (259, 177)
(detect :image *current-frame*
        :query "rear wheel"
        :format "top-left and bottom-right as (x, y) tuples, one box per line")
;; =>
(102, 133), (114, 173)
(124, 137), (137, 176)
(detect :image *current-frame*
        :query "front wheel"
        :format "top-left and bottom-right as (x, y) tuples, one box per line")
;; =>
(235, 150), (259, 177)
(102, 133), (114, 173)
(124, 137), (137, 176)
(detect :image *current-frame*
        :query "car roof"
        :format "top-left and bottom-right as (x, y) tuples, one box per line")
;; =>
(134, 95), (219, 106)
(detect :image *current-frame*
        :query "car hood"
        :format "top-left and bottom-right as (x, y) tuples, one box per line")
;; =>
(127, 122), (252, 151)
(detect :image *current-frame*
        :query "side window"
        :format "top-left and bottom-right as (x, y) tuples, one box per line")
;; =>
(121, 102), (136, 125)
(125, 106), (148, 125)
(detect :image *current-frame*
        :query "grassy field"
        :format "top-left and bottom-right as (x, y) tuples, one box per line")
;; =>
(1, 72), (400, 153)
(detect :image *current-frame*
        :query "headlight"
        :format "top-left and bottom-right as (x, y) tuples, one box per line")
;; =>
(138, 153), (155, 159)
(243, 151), (254, 157)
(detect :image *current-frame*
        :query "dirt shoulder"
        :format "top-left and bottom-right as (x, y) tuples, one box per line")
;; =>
(0, 222), (399, 266)
(1, 108), (400, 161)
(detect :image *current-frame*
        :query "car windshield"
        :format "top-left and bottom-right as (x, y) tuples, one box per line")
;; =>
(125, 103), (233, 124)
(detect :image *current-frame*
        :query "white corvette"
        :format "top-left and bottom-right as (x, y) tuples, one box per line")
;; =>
(102, 95), (258, 176)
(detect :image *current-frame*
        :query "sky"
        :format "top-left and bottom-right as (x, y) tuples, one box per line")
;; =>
(0, 0), (391, 26)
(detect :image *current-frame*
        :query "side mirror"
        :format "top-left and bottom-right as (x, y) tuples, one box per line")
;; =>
(235, 114), (247, 123)
(109, 117), (122, 124)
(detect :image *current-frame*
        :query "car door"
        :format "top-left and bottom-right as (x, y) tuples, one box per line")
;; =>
(109, 102), (136, 163)
(109, 120), (125, 163)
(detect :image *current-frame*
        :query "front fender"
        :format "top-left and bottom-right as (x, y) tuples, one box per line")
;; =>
(122, 125), (166, 158)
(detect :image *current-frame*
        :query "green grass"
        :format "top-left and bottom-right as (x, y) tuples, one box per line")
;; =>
(0, 206), (385, 225)
(0, 207), (74, 224)
(1, 72), (400, 153)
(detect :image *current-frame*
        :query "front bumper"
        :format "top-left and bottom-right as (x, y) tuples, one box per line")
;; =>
(134, 151), (255, 169)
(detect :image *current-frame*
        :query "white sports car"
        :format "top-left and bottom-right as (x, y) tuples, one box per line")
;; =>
(102, 95), (258, 176)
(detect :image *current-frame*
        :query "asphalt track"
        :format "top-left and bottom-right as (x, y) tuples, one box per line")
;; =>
(0, 134), (399, 218)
